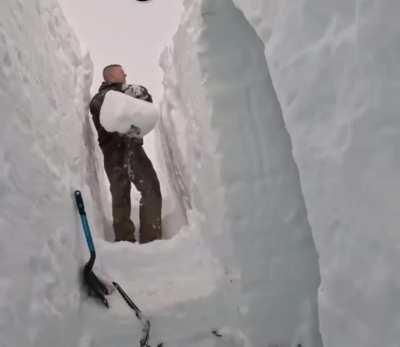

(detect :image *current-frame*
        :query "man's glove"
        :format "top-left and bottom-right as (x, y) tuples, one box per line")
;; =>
(125, 125), (143, 145)
(122, 84), (153, 103)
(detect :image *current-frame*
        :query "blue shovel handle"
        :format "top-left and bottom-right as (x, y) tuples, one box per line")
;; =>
(74, 190), (96, 255)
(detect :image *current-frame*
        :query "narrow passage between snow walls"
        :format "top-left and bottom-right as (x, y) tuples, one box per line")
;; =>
(0, 0), (322, 346)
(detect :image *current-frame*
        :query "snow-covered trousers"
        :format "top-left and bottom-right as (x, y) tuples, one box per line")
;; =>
(102, 139), (162, 243)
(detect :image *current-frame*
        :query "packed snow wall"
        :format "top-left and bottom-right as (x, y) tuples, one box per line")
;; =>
(230, 1), (400, 346)
(0, 1), (106, 346)
(160, 0), (322, 346)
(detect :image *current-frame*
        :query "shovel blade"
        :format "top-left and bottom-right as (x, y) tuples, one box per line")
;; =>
(83, 264), (110, 308)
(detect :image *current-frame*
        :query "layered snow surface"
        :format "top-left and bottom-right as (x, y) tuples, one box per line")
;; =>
(0, 1), (100, 346)
(1, 0), (398, 347)
(231, 1), (400, 346)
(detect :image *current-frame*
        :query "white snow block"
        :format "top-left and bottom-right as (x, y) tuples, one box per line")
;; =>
(100, 90), (159, 137)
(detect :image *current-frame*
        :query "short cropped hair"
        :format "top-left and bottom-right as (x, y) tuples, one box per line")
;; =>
(103, 64), (122, 81)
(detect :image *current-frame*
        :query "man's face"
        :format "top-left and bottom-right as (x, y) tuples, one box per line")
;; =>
(111, 66), (127, 84)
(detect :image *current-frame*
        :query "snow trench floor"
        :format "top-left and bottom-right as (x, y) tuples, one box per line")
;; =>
(79, 220), (227, 347)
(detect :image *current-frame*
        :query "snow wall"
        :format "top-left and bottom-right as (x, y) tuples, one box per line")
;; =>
(0, 1), (107, 345)
(4, 0), (397, 346)
(228, 1), (400, 346)
(159, 0), (322, 346)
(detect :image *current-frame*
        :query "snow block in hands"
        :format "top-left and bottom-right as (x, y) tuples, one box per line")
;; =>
(100, 90), (159, 137)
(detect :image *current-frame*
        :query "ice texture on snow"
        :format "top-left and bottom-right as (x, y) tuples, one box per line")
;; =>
(232, 1), (400, 346)
(0, 1), (102, 346)
(159, 0), (322, 346)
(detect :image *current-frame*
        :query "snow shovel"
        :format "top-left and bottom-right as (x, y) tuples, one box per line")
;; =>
(74, 190), (110, 308)
(112, 282), (163, 347)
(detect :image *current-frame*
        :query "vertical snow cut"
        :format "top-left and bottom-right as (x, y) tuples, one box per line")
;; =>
(234, 1), (400, 346)
(160, 0), (323, 346)
(0, 1), (102, 346)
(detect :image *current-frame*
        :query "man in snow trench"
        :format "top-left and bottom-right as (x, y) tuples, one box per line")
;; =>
(89, 64), (162, 244)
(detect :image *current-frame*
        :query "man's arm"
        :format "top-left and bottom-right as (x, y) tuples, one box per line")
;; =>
(89, 93), (102, 116)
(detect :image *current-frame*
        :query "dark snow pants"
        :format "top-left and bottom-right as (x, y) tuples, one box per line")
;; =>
(102, 138), (162, 244)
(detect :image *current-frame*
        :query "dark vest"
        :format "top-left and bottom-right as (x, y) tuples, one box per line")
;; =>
(89, 82), (124, 147)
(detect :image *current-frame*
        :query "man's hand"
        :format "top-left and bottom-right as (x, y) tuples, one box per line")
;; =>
(123, 84), (153, 103)
(125, 125), (143, 145)
(126, 124), (141, 138)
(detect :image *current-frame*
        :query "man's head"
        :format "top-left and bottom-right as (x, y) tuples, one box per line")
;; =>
(103, 64), (127, 84)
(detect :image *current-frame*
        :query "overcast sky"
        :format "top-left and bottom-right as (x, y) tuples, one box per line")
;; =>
(58, 0), (183, 102)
